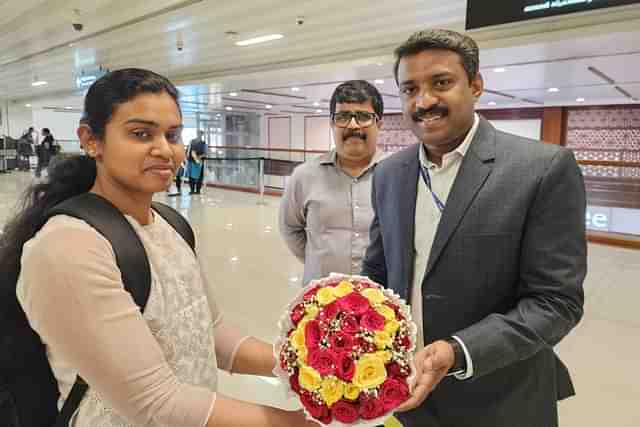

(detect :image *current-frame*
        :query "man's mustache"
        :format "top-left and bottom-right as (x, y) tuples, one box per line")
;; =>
(343, 131), (367, 140)
(412, 106), (448, 122)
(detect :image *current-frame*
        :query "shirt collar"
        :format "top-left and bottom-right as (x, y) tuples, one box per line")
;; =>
(320, 148), (385, 172)
(419, 113), (480, 170)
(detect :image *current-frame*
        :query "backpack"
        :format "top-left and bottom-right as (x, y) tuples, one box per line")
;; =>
(0, 193), (195, 427)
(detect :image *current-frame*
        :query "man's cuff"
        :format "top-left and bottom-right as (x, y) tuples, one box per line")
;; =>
(451, 335), (474, 380)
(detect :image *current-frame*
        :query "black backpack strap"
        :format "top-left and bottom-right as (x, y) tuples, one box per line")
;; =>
(151, 202), (196, 252)
(54, 380), (88, 427)
(47, 193), (152, 309)
(47, 193), (152, 427)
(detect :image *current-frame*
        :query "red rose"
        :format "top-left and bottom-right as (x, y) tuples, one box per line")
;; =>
(359, 394), (385, 420)
(338, 292), (371, 316)
(329, 331), (355, 353)
(303, 285), (321, 301)
(331, 399), (359, 423)
(380, 378), (410, 412)
(308, 348), (337, 376)
(335, 351), (356, 381)
(289, 369), (301, 394)
(341, 314), (360, 335)
(318, 301), (339, 322)
(386, 362), (410, 379)
(360, 309), (386, 331)
(291, 303), (305, 326)
(305, 320), (323, 349)
(301, 391), (331, 422)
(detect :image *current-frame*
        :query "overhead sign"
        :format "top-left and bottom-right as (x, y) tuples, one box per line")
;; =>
(466, 0), (640, 30)
(75, 68), (108, 89)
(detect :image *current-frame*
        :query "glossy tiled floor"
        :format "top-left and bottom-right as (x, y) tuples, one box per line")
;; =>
(1, 171), (639, 426)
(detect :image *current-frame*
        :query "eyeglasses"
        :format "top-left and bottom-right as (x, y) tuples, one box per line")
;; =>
(331, 111), (379, 128)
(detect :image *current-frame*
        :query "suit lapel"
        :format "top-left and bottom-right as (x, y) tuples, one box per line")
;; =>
(395, 144), (420, 302)
(424, 118), (497, 278)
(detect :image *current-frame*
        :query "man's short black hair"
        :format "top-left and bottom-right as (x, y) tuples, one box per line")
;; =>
(329, 80), (384, 118)
(393, 29), (479, 84)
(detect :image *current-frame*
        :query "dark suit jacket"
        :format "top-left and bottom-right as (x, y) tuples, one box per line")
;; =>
(362, 117), (587, 427)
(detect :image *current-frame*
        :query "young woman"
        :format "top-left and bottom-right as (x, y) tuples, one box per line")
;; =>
(2, 68), (316, 427)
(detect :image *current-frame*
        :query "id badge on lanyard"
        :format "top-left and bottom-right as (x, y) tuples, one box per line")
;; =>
(419, 166), (445, 213)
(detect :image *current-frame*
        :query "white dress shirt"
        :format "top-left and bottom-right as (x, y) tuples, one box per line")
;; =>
(411, 113), (480, 380)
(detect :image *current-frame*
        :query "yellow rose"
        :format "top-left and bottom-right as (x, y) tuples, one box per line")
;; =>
(374, 331), (393, 350)
(299, 365), (322, 391)
(375, 350), (393, 363)
(353, 354), (387, 389)
(291, 328), (305, 351)
(384, 319), (401, 335)
(362, 288), (386, 305)
(297, 345), (308, 363)
(305, 304), (320, 318)
(375, 304), (396, 321)
(319, 377), (345, 407)
(344, 383), (361, 400)
(334, 281), (354, 297)
(317, 287), (337, 306)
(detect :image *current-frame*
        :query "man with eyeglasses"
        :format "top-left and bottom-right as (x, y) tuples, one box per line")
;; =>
(279, 80), (386, 285)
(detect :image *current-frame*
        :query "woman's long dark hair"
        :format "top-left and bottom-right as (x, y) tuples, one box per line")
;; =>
(0, 68), (180, 296)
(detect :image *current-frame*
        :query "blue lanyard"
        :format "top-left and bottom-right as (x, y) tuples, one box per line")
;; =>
(419, 165), (445, 213)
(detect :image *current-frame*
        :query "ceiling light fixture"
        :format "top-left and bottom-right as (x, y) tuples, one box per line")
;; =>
(265, 104), (273, 109)
(291, 87), (300, 92)
(488, 101), (497, 106)
(316, 109), (323, 113)
(64, 106), (73, 110)
(493, 67), (506, 73)
(229, 92), (238, 96)
(235, 34), (284, 46)
(31, 80), (48, 87)
(225, 106), (233, 110)
(25, 104), (32, 107)
(374, 79), (384, 85)
(313, 102), (320, 107)
(548, 87), (559, 93)
(576, 97), (585, 102)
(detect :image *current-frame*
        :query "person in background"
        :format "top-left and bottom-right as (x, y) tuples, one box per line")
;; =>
(279, 80), (386, 285)
(187, 130), (206, 194)
(35, 128), (57, 178)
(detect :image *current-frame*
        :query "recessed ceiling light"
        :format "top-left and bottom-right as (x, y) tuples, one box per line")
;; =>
(68, 43), (74, 47)
(229, 92), (238, 96)
(235, 34), (284, 46)
(64, 106), (73, 110)
(230, 256), (239, 262)
(313, 101), (320, 107)
(493, 67), (506, 73)
(374, 79), (384, 85)
(316, 109), (323, 113)
(31, 80), (48, 87)
(225, 106), (233, 111)
(291, 87), (300, 92)
(576, 97), (585, 102)
(265, 104), (272, 109)
(548, 87), (560, 93)
(25, 104), (32, 107)
(488, 101), (497, 106)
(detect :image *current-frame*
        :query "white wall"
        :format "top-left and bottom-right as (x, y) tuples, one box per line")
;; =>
(489, 119), (542, 140)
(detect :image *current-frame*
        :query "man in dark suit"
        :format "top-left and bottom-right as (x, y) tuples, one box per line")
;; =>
(362, 29), (586, 427)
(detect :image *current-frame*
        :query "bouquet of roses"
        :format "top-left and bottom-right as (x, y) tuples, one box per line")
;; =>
(274, 274), (417, 426)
